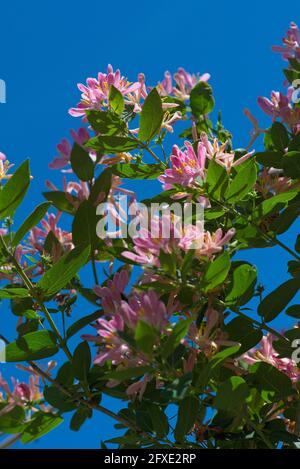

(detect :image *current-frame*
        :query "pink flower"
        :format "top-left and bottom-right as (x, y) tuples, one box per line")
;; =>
(0, 152), (14, 181)
(257, 91), (290, 120)
(119, 290), (176, 330)
(0, 372), (44, 417)
(255, 168), (294, 197)
(93, 269), (129, 314)
(49, 128), (95, 171)
(243, 109), (267, 149)
(69, 64), (141, 118)
(242, 333), (300, 383)
(158, 68), (210, 101)
(158, 141), (206, 189)
(272, 22), (300, 60)
(187, 307), (236, 356)
(28, 212), (73, 256)
(201, 133), (254, 173)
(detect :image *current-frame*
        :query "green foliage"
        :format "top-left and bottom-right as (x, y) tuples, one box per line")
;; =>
(5, 330), (58, 361)
(190, 81), (214, 116)
(70, 143), (95, 181)
(37, 245), (90, 297)
(0, 160), (30, 219)
(138, 88), (164, 142)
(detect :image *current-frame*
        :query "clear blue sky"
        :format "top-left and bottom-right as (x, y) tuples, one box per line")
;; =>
(0, 0), (300, 448)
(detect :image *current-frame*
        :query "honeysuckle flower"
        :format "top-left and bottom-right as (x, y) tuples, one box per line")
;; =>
(158, 141), (207, 189)
(158, 68), (210, 101)
(28, 212), (73, 256)
(69, 64), (141, 118)
(49, 128), (96, 171)
(193, 228), (236, 259)
(0, 152), (14, 181)
(126, 374), (151, 401)
(255, 168), (294, 197)
(100, 152), (134, 166)
(0, 372), (44, 417)
(93, 269), (129, 314)
(187, 308), (236, 356)
(161, 110), (182, 133)
(272, 21), (300, 60)
(119, 290), (177, 330)
(244, 108), (267, 149)
(257, 91), (290, 120)
(242, 334), (300, 383)
(200, 133), (254, 173)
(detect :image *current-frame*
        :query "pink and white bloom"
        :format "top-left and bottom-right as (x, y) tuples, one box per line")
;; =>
(0, 152), (14, 181)
(158, 141), (207, 189)
(49, 128), (96, 171)
(94, 269), (129, 314)
(158, 68), (210, 101)
(200, 133), (254, 173)
(272, 22), (300, 60)
(242, 333), (300, 383)
(69, 64), (141, 118)
(257, 91), (290, 120)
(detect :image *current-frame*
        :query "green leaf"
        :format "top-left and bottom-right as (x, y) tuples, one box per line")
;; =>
(37, 245), (90, 297)
(21, 412), (63, 443)
(225, 263), (257, 306)
(70, 143), (95, 182)
(86, 135), (139, 153)
(86, 110), (126, 135)
(112, 163), (164, 179)
(5, 330), (58, 362)
(66, 310), (102, 339)
(104, 366), (152, 381)
(226, 317), (262, 354)
(252, 190), (298, 221)
(0, 160), (30, 219)
(161, 318), (192, 359)
(202, 251), (231, 292)
(206, 159), (228, 200)
(72, 200), (97, 248)
(270, 122), (289, 151)
(190, 81), (214, 116)
(134, 320), (158, 355)
(174, 396), (200, 442)
(249, 362), (293, 400)
(0, 404), (25, 433)
(0, 287), (29, 299)
(255, 151), (284, 169)
(109, 85), (124, 115)
(195, 344), (241, 389)
(72, 341), (91, 382)
(12, 202), (50, 246)
(258, 277), (300, 322)
(286, 304), (300, 318)
(44, 386), (77, 412)
(43, 191), (78, 215)
(283, 151), (300, 178)
(159, 250), (177, 277)
(90, 167), (112, 204)
(138, 88), (164, 142)
(214, 376), (250, 413)
(147, 404), (169, 438)
(70, 406), (92, 431)
(225, 160), (257, 203)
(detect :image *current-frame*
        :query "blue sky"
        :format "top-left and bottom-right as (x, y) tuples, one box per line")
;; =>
(0, 0), (300, 448)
